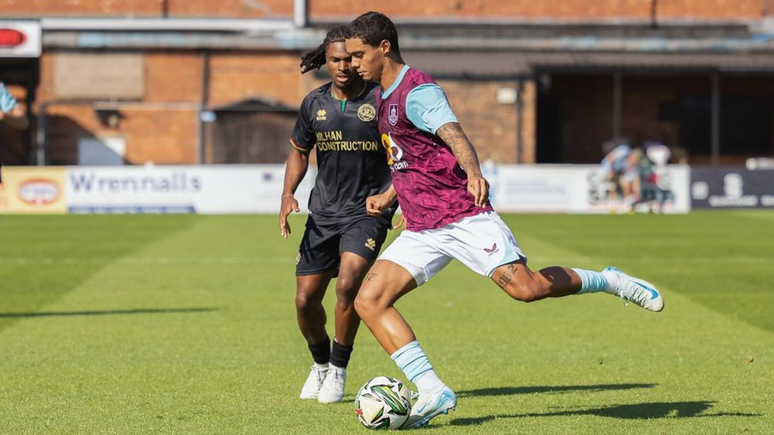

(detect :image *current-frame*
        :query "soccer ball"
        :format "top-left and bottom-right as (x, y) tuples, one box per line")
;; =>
(354, 376), (412, 430)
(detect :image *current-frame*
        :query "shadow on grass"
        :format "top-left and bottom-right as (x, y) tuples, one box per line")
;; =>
(457, 383), (657, 398)
(450, 401), (761, 426)
(0, 307), (218, 318)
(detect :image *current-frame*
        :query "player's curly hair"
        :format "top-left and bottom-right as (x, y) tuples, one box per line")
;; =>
(299, 25), (348, 74)
(345, 11), (401, 56)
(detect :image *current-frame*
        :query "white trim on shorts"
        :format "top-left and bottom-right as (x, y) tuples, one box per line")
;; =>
(378, 211), (526, 286)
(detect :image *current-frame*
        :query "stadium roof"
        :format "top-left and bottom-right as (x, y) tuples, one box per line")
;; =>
(38, 17), (774, 76)
(405, 51), (774, 77)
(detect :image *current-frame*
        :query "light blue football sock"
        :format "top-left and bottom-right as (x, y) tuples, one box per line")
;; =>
(573, 268), (610, 294)
(391, 340), (444, 394)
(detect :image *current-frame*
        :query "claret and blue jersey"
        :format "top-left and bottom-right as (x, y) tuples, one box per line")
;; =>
(377, 65), (492, 231)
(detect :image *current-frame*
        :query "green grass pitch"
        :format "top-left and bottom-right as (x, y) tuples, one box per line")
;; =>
(1, 212), (773, 434)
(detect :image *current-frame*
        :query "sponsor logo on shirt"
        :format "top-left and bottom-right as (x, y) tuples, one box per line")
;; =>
(381, 133), (408, 171)
(316, 109), (327, 121)
(314, 130), (379, 152)
(388, 104), (399, 125)
(358, 103), (376, 122)
(484, 243), (500, 256)
(365, 238), (376, 251)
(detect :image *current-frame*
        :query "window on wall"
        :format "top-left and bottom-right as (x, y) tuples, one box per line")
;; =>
(660, 96), (774, 156)
(54, 53), (144, 100)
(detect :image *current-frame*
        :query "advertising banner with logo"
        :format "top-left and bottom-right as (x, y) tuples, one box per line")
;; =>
(1, 164), (689, 215)
(0, 167), (67, 214)
(0, 21), (42, 58)
(486, 164), (690, 213)
(65, 165), (316, 214)
(690, 167), (774, 209)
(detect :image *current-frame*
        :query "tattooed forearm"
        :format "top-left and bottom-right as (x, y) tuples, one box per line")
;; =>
(436, 122), (483, 177)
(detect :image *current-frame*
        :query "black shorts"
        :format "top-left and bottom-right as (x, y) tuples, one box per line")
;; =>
(296, 214), (389, 276)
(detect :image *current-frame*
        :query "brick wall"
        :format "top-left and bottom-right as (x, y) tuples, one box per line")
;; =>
(0, 0), (291, 18)
(145, 52), (202, 103)
(0, 0), (763, 19)
(311, 0), (764, 20)
(208, 52), (304, 107)
(438, 79), (519, 164)
(35, 49), (310, 165)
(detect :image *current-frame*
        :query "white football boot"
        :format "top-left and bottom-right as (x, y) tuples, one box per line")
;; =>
(299, 364), (328, 400)
(604, 266), (664, 312)
(317, 365), (346, 403)
(401, 386), (457, 428)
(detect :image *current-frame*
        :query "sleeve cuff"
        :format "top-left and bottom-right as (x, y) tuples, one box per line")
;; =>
(289, 138), (310, 153)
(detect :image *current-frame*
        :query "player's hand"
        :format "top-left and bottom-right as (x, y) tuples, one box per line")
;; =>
(467, 175), (490, 208)
(366, 192), (395, 217)
(279, 195), (300, 239)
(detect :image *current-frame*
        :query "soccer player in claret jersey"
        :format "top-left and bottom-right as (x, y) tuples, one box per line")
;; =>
(280, 26), (396, 404)
(345, 12), (664, 428)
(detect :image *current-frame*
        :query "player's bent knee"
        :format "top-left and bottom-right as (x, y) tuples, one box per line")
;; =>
(353, 294), (372, 318)
(334, 275), (359, 299)
(353, 288), (385, 318)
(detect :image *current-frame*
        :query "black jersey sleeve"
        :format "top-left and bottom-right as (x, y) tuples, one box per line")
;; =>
(290, 95), (315, 153)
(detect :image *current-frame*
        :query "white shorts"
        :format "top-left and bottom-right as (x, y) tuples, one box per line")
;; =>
(379, 211), (526, 286)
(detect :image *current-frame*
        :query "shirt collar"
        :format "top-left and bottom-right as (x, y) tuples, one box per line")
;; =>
(381, 65), (410, 99)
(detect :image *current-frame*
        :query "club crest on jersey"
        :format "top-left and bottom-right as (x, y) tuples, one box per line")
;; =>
(388, 104), (399, 125)
(358, 103), (376, 122)
(316, 109), (327, 121)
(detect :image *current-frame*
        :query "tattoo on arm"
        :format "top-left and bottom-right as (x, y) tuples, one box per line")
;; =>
(496, 264), (518, 288)
(436, 123), (483, 177)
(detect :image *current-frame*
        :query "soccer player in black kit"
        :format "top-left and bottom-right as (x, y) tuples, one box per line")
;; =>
(279, 26), (395, 403)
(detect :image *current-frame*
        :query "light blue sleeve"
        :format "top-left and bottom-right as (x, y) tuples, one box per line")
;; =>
(405, 84), (458, 134)
(0, 83), (18, 113)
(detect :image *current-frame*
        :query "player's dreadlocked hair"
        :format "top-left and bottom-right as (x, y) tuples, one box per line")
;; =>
(299, 25), (348, 74)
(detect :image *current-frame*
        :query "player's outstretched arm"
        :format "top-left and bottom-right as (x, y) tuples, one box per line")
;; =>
(279, 149), (309, 238)
(437, 122), (489, 207)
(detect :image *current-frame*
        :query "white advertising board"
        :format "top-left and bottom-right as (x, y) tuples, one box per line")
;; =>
(485, 164), (690, 213)
(3, 164), (686, 215)
(66, 165), (316, 214)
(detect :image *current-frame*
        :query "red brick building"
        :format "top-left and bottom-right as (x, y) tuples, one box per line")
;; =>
(3, 0), (774, 166)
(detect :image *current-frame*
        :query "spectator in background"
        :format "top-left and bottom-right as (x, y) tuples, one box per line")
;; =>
(0, 82), (28, 130)
(620, 147), (648, 213)
(0, 82), (29, 182)
(643, 141), (674, 213)
(600, 137), (632, 212)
